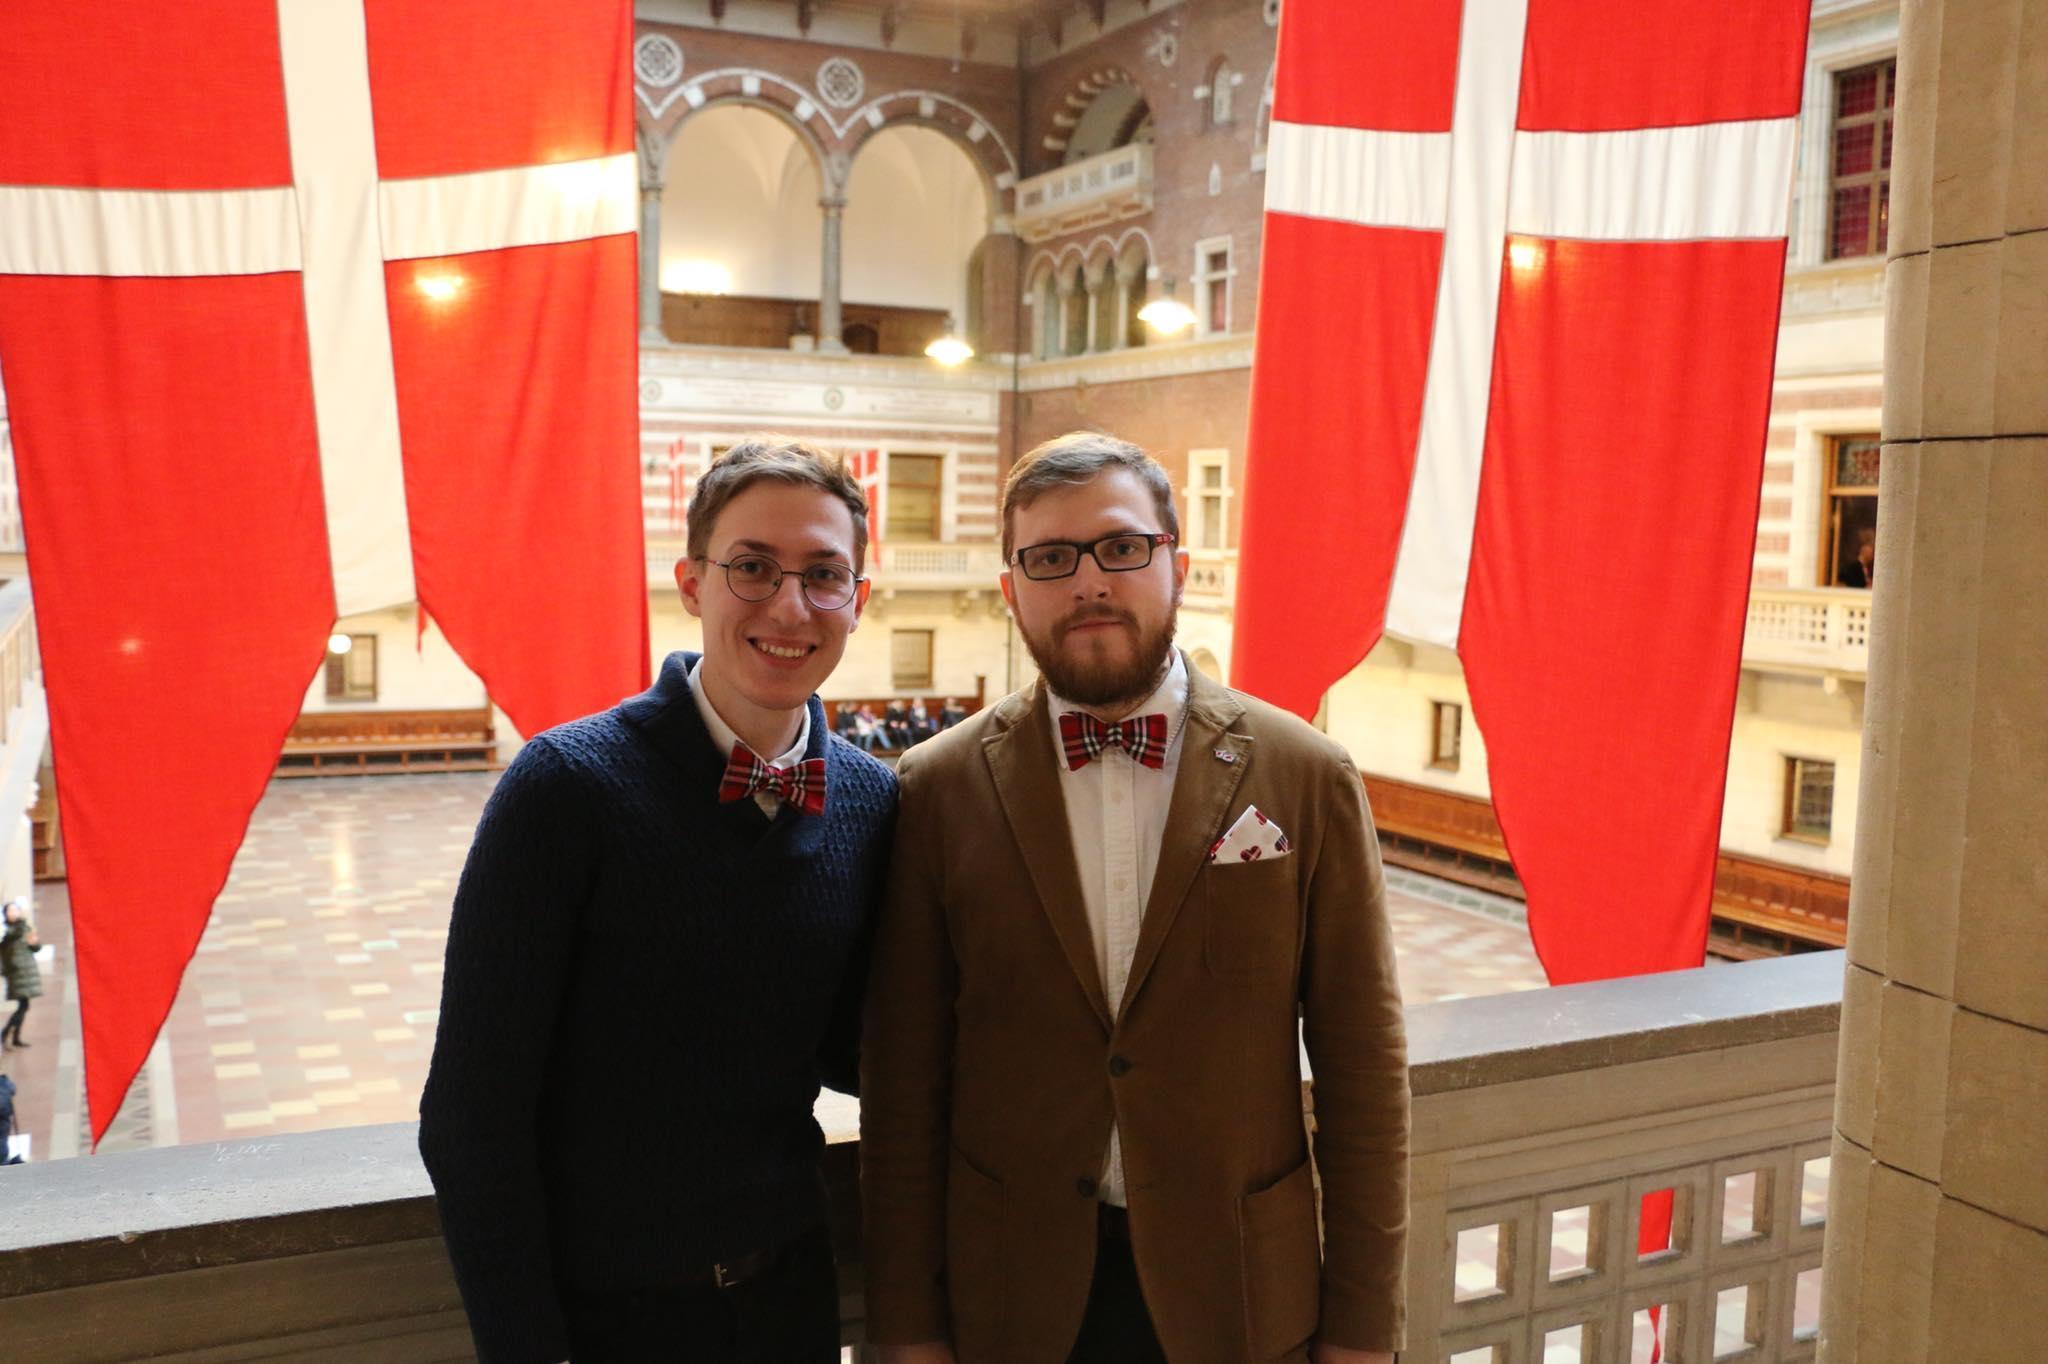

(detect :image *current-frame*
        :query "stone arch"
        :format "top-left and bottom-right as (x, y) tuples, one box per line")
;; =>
(843, 112), (1005, 223)
(656, 70), (842, 183)
(1039, 65), (1152, 171)
(1205, 56), (1237, 128)
(841, 97), (1018, 212)
(1189, 648), (1224, 681)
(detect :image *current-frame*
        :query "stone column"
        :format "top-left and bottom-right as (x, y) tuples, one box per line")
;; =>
(1819, 1), (2048, 1359)
(818, 194), (848, 355)
(638, 185), (665, 344)
(636, 133), (668, 345)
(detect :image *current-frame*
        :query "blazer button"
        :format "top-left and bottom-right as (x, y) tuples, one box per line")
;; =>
(1108, 1054), (1133, 1077)
(1076, 1176), (1097, 1198)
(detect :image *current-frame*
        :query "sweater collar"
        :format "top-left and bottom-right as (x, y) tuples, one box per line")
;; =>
(620, 652), (834, 832)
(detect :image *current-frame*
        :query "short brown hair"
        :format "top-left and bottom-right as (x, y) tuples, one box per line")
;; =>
(1001, 431), (1178, 560)
(686, 436), (870, 570)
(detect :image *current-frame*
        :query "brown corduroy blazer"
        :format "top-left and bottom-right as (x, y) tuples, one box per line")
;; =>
(860, 663), (1409, 1364)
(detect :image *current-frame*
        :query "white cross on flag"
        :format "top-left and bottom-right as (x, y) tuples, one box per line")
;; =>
(0, 0), (649, 1143)
(1235, 1), (1812, 985)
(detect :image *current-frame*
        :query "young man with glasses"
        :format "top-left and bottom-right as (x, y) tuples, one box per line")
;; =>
(862, 432), (1409, 1364)
(421, 437), (896, 1363)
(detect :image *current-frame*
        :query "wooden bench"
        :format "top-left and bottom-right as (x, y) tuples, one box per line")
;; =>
(1361, 772), (1850, 956)
(277, 707), (496, 778)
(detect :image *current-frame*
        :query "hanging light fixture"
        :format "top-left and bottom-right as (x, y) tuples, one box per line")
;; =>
(925, 316), (974, 366)
(1136, 276), (1196, 335)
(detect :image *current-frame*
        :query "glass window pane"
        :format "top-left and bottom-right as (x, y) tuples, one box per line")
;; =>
(1790, 758), (1835, 839)
(1834, 437), (1882, 487)
(1831, 185), (1871, 259)
(1833, 123), (1874, 176)
(1200, 495), (1223, 548)
(1836, 66), (1878, 118)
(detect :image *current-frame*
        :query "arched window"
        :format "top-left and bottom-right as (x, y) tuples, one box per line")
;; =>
(1208, 58), (1236, 127)
(1061, 261), (1088, 356)
(1032, 267), (1059, 359)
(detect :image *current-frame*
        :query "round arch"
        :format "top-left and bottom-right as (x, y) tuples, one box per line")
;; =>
(651, 90), (830, 188)
(1038, 65), (1152, 172)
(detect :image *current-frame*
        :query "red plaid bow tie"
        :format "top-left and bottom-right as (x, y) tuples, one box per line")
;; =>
(1058, 711), (1169, 771)
(718, 745), (828, 815)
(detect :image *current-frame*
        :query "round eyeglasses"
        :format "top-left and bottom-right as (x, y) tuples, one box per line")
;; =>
(1012, 532), (1175, 581)
(706, 554), (866, 611)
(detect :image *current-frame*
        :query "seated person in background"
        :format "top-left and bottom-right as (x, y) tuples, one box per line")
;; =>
(908, 698), (934, 743)
(938, 697), (966, 731)
(884, 701), (914, 750)
(835, 701), (861, 742)
(858, 704), (887, 751)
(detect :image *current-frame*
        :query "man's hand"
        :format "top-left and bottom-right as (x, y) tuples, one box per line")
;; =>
(1312, 1346), (1395, 1364)
(877, 1343), (956, 1364)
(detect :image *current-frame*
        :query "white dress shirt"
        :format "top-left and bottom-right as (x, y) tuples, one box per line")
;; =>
(689, 657), (810, 817)
(1047, 648), (1189, 1206)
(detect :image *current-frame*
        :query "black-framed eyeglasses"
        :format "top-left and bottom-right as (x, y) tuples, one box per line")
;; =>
(704, 554), (866, 610)
(1012, 532), (1176, 581)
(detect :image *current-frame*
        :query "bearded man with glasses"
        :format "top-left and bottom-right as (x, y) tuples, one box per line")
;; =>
(863, 432), (1409, 1364)
(421, 437), (896, 1363)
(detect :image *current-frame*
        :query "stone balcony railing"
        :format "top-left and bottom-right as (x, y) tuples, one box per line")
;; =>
(1013, 142), (1155, 243)
(1742, 588), (1873, 678)
(0, 953), (1844, 1362)
(1184, 548), (1237, 608)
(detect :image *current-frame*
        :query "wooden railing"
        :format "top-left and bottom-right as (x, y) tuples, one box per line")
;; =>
(0, 954), (1844, 1361)
(1363, 774), (1851, 953)
(277, 707), (496, 778)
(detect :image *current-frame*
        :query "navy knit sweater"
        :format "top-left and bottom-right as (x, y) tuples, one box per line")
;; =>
(418, 653), (897, 1363)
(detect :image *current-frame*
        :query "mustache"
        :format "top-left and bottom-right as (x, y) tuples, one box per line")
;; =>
(1055, 606), (1136, 639)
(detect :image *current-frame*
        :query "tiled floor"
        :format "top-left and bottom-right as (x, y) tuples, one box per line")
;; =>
(14, 770), (1549, 1159)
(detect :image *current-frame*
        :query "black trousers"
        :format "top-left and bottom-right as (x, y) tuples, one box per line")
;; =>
(4, 998), (26, 1042)
(1066, 1205), (1168, 1364)
(566, 1221), (840, 1363)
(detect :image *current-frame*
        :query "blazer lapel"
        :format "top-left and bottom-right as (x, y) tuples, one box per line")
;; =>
(981, 679), (1113, 1033)
(1119, 665), (1250, 1017)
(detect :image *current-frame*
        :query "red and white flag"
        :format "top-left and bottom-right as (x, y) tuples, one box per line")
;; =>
(850, 448), (885, 555)
(1235, 1), (1811, 985)
(0, 0), (648, 1143)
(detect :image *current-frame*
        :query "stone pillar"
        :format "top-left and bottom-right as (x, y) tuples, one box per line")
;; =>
(638, 186), (665, 344)
(1819, 1), (2048, 1359)
(818, 194), (848, 355)
(637, 133), (667, 345)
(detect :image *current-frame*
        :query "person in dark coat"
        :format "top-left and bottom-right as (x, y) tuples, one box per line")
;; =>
(2, 899), (42, 1049)
(418, 438), (896, 1364)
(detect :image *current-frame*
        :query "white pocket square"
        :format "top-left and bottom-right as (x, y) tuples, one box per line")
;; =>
(1208, 804), (1291, 863)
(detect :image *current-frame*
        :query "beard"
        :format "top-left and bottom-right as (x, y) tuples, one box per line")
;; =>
(1020, 597), (1181, 712)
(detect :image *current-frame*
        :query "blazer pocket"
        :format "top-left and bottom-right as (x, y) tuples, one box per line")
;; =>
(946, 1146), (1006, 1352)
(1204, 856), (1301, 978)
(1239, 1157), (1323, 1360)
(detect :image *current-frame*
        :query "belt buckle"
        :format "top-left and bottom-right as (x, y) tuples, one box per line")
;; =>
(713, 1261), (741, 1290)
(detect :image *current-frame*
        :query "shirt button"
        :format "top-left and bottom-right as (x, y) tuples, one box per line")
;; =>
(1108, 1054), (1133, 1077)
(1076, 1175), (1098, 1198)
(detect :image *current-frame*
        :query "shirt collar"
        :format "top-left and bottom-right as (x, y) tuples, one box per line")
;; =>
(688, 656), (810, 768)
(1048, 648), (1189, 753)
